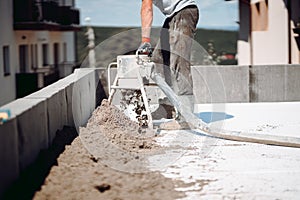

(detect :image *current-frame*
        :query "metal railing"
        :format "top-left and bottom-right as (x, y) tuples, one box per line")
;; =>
(16, 65), (62, 98)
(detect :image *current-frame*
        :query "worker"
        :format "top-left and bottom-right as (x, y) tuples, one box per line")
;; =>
(138, 0), (199, 120)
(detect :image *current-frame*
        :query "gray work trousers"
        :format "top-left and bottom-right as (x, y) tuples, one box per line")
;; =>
(152, 5), (199, 96)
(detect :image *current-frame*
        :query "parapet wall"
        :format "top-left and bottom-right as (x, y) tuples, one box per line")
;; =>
(192, 64), (300, 103)
(0, 68), (99, 196)
(1, 64), (300, 195)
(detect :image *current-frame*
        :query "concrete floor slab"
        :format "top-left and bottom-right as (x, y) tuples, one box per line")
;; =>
(150, 102), (300, 199)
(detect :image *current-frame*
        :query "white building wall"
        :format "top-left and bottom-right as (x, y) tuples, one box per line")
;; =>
(62, 32), (76, 62)
(49, 32), (60, 65)
(15, 31), (48, 70)
(0, 0), (16, 106)
(237, 0), (300, 65)
(1, 8), (77, 106)
(14, 31), (76, 70)
(237, 40), (251, 65)
(251, 0), (289, 65)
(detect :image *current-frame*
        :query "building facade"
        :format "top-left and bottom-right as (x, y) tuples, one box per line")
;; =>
(227, 0), (300, 65)
(0, 0), (80, 106)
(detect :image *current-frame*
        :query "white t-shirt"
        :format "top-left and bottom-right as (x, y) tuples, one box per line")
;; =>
(153, 0), (196, 17)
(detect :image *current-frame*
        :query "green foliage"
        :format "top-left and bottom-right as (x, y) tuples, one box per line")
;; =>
(76, 26), (238, 65)
(195, 29), (238, 55)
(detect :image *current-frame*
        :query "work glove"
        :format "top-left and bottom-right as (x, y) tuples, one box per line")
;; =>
(137, 42), (152, 56)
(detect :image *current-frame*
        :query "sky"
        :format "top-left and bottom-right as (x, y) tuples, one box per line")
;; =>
(76, 0), (239, 30)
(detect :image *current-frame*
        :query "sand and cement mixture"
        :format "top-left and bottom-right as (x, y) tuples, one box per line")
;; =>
(82, 99), (159, 152)
(79, 99), (167, 173)
(33, 135), (184, 200)
(3, 99), (187, 200)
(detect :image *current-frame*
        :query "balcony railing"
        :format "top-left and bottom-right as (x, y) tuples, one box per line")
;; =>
(14, 0), (80, 31)
(16, 65), (62, 98)
(59, 6), (80, 25)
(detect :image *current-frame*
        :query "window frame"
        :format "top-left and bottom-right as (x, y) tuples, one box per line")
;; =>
(3, 45), (10, 76)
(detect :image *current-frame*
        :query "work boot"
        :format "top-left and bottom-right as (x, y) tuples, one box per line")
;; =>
(151, 97), (177, 120)
(158, 95), (195, 130)
(177, 95), (195, 128)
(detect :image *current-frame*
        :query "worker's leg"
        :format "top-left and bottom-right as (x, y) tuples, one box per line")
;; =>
(168, 6), (199, 96)
(151, 18), (176, 120)
(152, 18), (172, 87)
(151, 7), (198, 120)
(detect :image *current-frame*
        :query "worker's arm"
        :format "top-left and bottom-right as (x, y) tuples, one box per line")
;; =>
(141, 0), (153, 43)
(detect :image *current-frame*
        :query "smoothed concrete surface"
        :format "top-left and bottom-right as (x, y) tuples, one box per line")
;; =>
(151, 102), (300, 199)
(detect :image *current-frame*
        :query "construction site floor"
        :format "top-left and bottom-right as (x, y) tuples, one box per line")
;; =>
(4, 102), (300, 200)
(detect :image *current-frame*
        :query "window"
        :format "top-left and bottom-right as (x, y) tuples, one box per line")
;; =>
(3, 46), (10, 76)
(63, 42), (67, 62)
(251, 0), (269, 31)
(53, 43), (60, 68)
(42, 44), (49, 66)
(19, 45), (29, 73)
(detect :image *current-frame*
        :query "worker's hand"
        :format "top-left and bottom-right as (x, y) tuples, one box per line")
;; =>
(137, 42), (152, 56)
